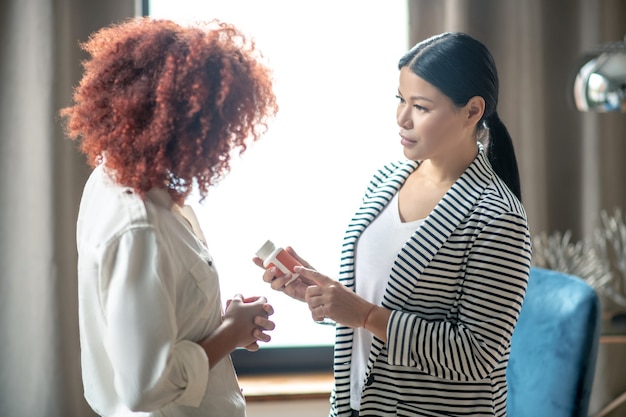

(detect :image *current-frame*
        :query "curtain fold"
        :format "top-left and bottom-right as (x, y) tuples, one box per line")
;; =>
(0, 1), (136, 416)
(408, 0), (626, 241)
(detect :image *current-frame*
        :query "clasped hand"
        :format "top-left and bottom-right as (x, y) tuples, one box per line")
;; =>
(224, 295), (275, 351)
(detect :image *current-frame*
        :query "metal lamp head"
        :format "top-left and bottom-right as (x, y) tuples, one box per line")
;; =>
(573, 37), (626, 112)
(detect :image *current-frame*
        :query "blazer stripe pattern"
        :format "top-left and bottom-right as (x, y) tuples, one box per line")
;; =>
(330, 147), (532, 417)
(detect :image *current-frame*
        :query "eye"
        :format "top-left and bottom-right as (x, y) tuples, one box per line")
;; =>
(413, 104), (429, 112)
(395, 94), (405, 104)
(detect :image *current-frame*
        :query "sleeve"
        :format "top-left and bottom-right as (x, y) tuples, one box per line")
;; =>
(99, 227), (209, 412)
(386, 211), (532, 381)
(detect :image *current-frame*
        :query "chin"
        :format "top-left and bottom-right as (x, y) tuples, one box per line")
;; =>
(402, 148), (421, 161)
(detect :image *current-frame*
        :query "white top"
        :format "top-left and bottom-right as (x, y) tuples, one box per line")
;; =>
(76, 164), (245, 417)
(350, 192), (424, 410)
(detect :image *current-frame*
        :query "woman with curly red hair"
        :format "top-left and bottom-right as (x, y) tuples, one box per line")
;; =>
(60, 17), (278, 417)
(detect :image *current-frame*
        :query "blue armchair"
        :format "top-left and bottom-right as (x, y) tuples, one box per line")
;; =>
(506, 267), (602, 417)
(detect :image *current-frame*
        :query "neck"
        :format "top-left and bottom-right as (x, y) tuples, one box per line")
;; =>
(420, 141), (478, 184)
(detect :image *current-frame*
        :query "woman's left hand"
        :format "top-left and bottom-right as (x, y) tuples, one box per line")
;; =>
(297, 266), (372, 328)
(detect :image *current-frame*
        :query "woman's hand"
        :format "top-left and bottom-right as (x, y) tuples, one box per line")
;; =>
(199, 294), (275, 367)
(298, 267), (392, 339)
(225, 295), (275, 351)
(253, 246), (316, 302)
(297, 266), (372, 328)
(223, 295), (275, 348)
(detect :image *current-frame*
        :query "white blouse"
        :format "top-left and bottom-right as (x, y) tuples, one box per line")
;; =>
(350, 192), (424, 410)
(76, 164), (245, 417)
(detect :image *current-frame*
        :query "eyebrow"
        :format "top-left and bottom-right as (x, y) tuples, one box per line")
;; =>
(409, 95), (434, 103)
(397, 90), (435, 103)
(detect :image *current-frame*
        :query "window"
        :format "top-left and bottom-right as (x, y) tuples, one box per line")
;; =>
(148, 0), (408, 371)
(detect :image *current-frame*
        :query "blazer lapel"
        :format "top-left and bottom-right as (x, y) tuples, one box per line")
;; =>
(340, 147), (495, 364)
(367, 147), (495, 363)
(340, 159), (418, 290)
(382, 148), (494, 311)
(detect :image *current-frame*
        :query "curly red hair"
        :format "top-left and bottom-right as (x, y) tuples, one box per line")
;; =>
(60, 17), (278, 204)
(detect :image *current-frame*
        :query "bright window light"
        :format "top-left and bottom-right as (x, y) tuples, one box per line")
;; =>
(149, 0), (409, 347)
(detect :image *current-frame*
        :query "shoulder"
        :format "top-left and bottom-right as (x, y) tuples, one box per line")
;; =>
(467, 180), (530, 258)
(465, 149), (527, 220)
(371, 159), (417, 180)
(366, 159), (417, 191)
(481, 176), (527, 221)
(77, 165), (154, 251)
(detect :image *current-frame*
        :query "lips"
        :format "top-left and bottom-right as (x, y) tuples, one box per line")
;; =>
(400, 134), (416, 146)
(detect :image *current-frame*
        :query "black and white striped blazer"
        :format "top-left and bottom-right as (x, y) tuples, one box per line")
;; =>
(330, 147), (532, 417)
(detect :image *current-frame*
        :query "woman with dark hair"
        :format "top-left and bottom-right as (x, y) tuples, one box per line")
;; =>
(258, 32), (531, 417)
(61, 17), (278, 417)
(398, 32), (522, 201)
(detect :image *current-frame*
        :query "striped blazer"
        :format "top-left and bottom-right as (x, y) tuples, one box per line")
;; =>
(330, 147), (532, 417)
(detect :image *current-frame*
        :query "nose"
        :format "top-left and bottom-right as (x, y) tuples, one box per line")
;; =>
(396, 105), (412, 130)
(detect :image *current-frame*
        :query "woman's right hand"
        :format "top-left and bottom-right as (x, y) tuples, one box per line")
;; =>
(252, 246), (316, 302)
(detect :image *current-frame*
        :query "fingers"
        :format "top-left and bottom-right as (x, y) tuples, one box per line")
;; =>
(256, 257), (282, 286)
(246, 313), (274, 347)
(252, 327), (272, 343)
(310, 303), (326, 322)
(305, 283), (323, 300)
(258, 254), (307, 295)
(221, 293), (275, 349)
(245, 342), (260, 352)
(305, 293), (326, 322)
(254, 315), (275, 331)
(261, 266), (276, 283)
(242, 295), (268, 305)
(263, 267), (295, 291)
(304, 284), (325, 321)
(248, 298), (275, 341)
(230, 293), (244, 303)
(256, 246), (310, 269)
(295, 266), (331, 285)
(252, 256), (265, 269)
(263, 303), (274, 316)
(225, 294), (244, 311)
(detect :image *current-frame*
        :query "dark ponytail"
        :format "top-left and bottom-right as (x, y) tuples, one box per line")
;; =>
(485, 112), (522, 201)
(399, 32), (523, 202)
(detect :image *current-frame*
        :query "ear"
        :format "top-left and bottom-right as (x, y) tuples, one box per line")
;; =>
(464, 96), (485, 126)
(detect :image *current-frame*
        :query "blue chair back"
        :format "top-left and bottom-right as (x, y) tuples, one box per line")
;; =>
(507, 267), (601, 417)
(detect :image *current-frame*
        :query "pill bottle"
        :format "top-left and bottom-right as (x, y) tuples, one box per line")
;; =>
(256, 240), (301, 285)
